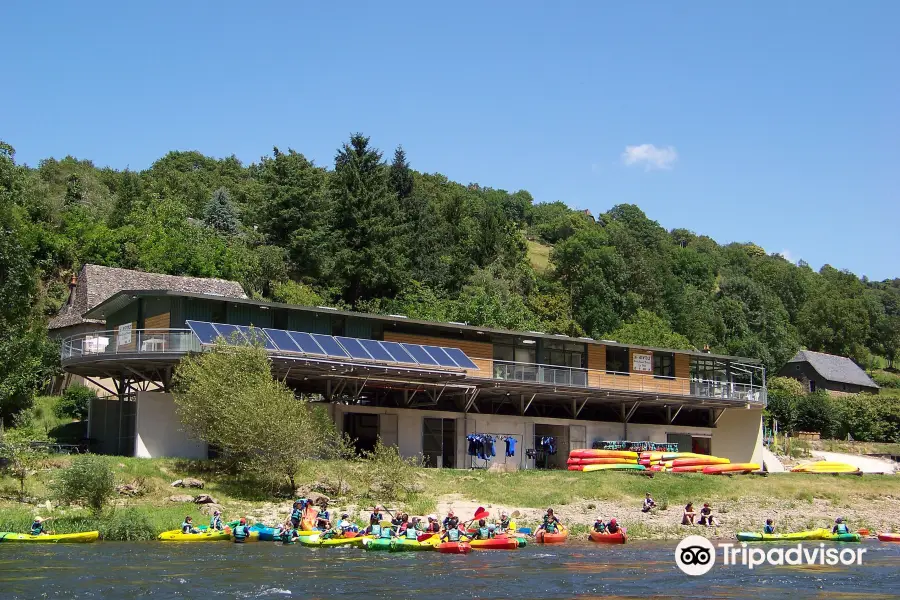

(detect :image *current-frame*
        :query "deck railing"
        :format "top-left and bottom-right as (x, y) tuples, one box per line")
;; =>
(61, 329), (199, 360)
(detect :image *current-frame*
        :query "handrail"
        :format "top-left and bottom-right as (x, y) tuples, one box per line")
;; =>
(60, 329), (199, 360)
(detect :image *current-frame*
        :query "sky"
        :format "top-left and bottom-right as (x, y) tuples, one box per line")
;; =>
(2, 1), (898, 279)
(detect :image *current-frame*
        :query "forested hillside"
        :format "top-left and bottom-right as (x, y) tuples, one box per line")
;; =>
(2, 135), (899, 420)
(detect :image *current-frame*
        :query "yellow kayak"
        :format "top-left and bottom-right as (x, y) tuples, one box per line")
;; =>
(792, 462), (860, 474)
(300, 534), (370, 547)
(158, 529), (232, 542)
(0, 531), (99, 543)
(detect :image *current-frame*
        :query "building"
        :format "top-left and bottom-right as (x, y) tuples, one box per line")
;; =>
(778, 350), (879, 395)
(57, 277), (768, 468)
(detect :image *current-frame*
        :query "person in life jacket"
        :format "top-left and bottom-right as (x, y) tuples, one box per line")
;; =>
(606, 518), (621, 534)
(30, 516), (50, 536)
(369, 506), (384, 525)
(538, 515), (559, 534)
(442, 510), (459, 531)
(278, 521), (298, 544)
(440, 523), (469, 543)
(402, 521), (420, 540)
(181, 516), (200, 534)
(338, 512), (357, 534)
(832, 517), (850, 535)
(764, 518), (776, 535)
(233, 518), (251, 543)
(290, 501), (304, 529)
(316, 501), (331, 531)
(378, 522), (396, 539)
(471, 519), (493, 540)
(592, 518), (607, 533)
(209, 510), (224, 531)
(424, 515), (441, 533)
(497, 511), (516, 533)
(391, 512), (405, 528)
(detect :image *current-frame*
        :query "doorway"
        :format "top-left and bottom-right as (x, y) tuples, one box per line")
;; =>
(533, 424), (568, 469)
(423, 418), (456, 468)
(343, 413), (379, 455)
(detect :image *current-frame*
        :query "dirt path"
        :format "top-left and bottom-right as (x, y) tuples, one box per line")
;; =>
(809, 451), (896, 474)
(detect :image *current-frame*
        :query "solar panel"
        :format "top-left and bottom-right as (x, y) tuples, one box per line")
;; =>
(379, 341), (418, 364)
(336, 336), (373, 360)
(187, 320), (220, 345)
(444, 347), (480, 370)
(289, 331), (327, 355)
(213, 324), (247, 344)
(422, 345), (460, 368)
(402, 343), (440, 366)
(311, 333), (349, 358)
(265, 328), (301, 353)
(359, 339), (395, 362)
(237, 326), (276, 350)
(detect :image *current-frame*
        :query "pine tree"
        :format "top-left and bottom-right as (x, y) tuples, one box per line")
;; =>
(203, 187), (238, 234)
(389, 146), (414, 201)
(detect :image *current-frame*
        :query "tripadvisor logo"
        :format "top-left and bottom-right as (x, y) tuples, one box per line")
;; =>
(675, 535), (716, 576)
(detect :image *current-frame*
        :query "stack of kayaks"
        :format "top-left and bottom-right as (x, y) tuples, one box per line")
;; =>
(0, 531), (100, 543)
(567, 449), (641, 471)
(791, 461), (861, 475)
(736, 528), (861, 542)
(588, 530), (626, 544)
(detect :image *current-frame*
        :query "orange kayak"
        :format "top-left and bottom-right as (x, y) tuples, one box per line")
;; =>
(588, 531), (626, 544)
(702, 463), (761, 474)
(536, 529), (568, 544)
(567, 457), (638, 465)
(436, 541), (472, 554)
(878, 533), (900, 542)
(670, 457), (730, 467)
(670, 465), (707, 472)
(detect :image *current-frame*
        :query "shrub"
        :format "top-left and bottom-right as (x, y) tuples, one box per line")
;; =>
(101, 508), (157, 541)
(871, 371), (900, 389)
(796, 391), (839, 438)
(52, 454), (116, 515)
(55, 385), (97, 420)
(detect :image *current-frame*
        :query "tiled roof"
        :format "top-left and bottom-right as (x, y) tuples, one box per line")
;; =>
(49, 264), (246, 330)
(787, 350), (879, 389)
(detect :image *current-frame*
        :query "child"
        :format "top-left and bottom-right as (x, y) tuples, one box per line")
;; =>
(764, 518), (775, 534)
(698, 503), (719, 527)
(209, 510), (224, 531)
(682, 503), (696, 526)
(181, 516), (200, 534)
(642, 492), (657, 513)
(606, 518), (622, 534)
(289, 501), (304, 529)
(592, 518), (607, 533)
(278, 521), (298, 544)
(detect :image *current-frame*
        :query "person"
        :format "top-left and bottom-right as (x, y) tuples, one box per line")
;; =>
(397, 513), (411, 535)
(209, 510), (224, 531)
(592, 518), (607, 533)
(471, 519), (493, 540)
(497, 511), (516, 533)
(538, 514), (560, 534)
(764, 518), (776, 535)
(440, 522), (468, 543)
(409, 516), (423, 532)
(290, 501), (304, 529)
(391, 511), (404, 527)
(181, 516), (200, 534)
(369, 506), (385, 525)
(606, 518), (622, 534)
(30, 517), (51, 536)
(545, 508), (561, 527)
(233, 518), (252, 543)
(316, 501), (331, 531)
(338, 512), (358, 535)
(402, 520), (420, 540)
(377, 521), (396, 539)
(278, 522), (298, 544)
(698, 503), (719, 527)
(424, 515), (441, 533)
(642, 493), (657, 513)
(443, 510), (459, 532)
(833, 517), (850, 535)
(682, 503), (696, 526)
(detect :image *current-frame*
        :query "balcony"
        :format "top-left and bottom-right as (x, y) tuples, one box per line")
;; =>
(61, 329), (200, 361)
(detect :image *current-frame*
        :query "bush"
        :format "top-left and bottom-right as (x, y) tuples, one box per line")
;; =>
(52, 454), (116, 515)
(796, 391), (838, 438)
(871, 371), (900, 389)
(101, 508), (157, 541)
(55, 385), (97, 420)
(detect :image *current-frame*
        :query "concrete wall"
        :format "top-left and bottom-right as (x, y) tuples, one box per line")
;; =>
(711, 407), (764, 465)
(134, 391), (207, 459)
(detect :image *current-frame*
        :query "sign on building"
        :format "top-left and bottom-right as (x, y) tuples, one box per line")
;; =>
(118, 323), (132, 346)
(632, 352), (652, 372)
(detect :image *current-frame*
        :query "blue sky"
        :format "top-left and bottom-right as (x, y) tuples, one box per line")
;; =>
(3, 2), (898, 279)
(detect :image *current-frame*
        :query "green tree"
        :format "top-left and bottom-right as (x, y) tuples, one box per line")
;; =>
(55, 384), (97, 420)
(203, 187), (238, 234)
(609, 309), (693, 349)
(764, 376), (804, 433)
(389, 146), (414, 201)
(51, 454), (116, 515)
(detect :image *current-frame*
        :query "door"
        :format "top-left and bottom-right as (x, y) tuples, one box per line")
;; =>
(343, 413), (379, 455)
(422, 418), (456, 468)
(379, 413), (398, 448)
(569, 425), (586, 454)
(667, 433), (693, 454)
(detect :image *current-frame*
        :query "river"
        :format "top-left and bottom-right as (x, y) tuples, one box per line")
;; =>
(1, 540), (898, 599)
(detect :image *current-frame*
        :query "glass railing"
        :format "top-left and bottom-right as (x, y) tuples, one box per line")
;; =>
(61, 329), (200, 360)
(492, 361), (588, 387)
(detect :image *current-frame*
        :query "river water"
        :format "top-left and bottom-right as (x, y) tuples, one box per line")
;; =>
(1, 540), (898, 599)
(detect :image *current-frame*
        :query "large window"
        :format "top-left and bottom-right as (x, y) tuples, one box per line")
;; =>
(653, 352), (674, 378)
(606, 346), (629, 374)
(493, 338), (537, 364)
(423, 418), (455, 468)
(540, 340), (585, 369)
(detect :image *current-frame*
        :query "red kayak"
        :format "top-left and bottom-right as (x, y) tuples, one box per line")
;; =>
(878, 533), (900, 542)
(417, 533), (436, 542)
(436, 541), (472, 554)
(588, 531), (626, 544)
(536, 529), (568, 544)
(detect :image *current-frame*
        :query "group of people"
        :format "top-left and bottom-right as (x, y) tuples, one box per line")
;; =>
(681, 502), (720, 527)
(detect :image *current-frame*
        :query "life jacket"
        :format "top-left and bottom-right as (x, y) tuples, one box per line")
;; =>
(233, 525), (249, 541)
(499, 519), (510, 531)
(379, 526), (393, 539)
(544, 521), (558, 533)
(181, 521), (193, 534)
(210, 515), (222, 530)
(405, 527), (418, 540)
(30, 522), (43, 535)
(764, 524), (775, 534)
(426, 522), (440, 533)
(446, 528), (460, 542)
(280, 529), (295, 543)
(835, 524), (849, 535)
(593, 522), (606, 533)
(477, 526), (491, 539)
(291, 508), (302, 522)
(370, 524), (382, 537)
(370, 512), (383, 524)
(317, 510), (330, 527)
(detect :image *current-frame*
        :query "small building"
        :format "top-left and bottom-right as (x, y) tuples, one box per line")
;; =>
(778, 350), (879, 395)
(54, 268), (769, 467)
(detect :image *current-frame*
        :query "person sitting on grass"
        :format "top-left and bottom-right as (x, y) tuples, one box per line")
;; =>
(681, 503), (696, 526)
(30, 516), (51, 536)
(209, 510), (224, 531)
(698, 503), (719, 527)
(832, 517), (850, 535)
(764, 518), (776, 534)
(642, 492), (657, 513)
(592, 518), (607, 533)
(606, 518), (622, 535)
(181, 516), (200, 534)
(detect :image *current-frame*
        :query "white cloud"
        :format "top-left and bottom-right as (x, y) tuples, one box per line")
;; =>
(622, 144), (678, 171)
(780, 250), (796, 264)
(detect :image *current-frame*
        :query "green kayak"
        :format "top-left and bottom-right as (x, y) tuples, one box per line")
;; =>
(362, 537), (393, 551)
(388, 538), (432, 552)
(821, 532), (861, 542)
(736, 528), (829, 542)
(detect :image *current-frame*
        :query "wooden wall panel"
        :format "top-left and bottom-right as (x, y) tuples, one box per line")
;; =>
(144, 312), (170, 330)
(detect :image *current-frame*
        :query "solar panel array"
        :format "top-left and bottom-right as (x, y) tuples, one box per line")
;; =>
(185, 321), (479, 370)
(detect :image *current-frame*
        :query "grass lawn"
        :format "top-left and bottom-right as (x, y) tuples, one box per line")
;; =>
(526, 239), (551, 273)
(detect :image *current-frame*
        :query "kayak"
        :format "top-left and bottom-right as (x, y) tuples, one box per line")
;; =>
(0, 531), (99, 543)
(669, 465), (707, 473)
(566, 457), (638, 465)
(250, 525), (280, 541)
(436, 541), (472, 554)
(159, 529), (232, 542)
(469, 537), (520, 550)
(582, 463), (646, 472)
(736, 528), (830, 542)
(362, 537), (393, 551)
(671, 457), (730, 467)
(821, 532), (861, 542)
(702, 463), (760, 474)
(389, 538), (434, 552)
(877, 533), (900, 542)
(588, 531), (626, 544)
(792, 462), (860, 474)
(569, 449), (639, 459)
(536, 529), (568, 544)
(300, 534), (368, 548)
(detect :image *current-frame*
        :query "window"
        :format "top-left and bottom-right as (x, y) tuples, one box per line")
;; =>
(606, 346), (629, 374)
(654, 353), (674, 378)
(540, 339), (585, 369)
(493, 338), (536, 364)
(809, 380), (816, 393)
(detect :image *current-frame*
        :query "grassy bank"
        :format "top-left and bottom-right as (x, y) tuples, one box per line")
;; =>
(2, 456), (898, 540)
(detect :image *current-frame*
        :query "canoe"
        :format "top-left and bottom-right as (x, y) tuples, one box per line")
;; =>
(299, 533), (368, 547)
(536, 529), (568, 544)
(569, 449), (638, 459)
(159, 529), (232, 542)
(877, 533), (900, 542)
(362, 537), (393, 551)
(671, 457), (730, 467)
(566, 457), (638, 465)
(670, 465), (707, 473)
(588, 531), (626, 544)
(469, 537), (520, 550)
(389, 538), (434, 552)
(582, 463), (646, 472)
(436, 541), (472, 554)
(0, 531), (99, 543)
(702, 463), (760, 474)
(792, 462), (860, 474)
(736, 528), (830, 542)
(821, 532), (861, 542)
(250, 525), (280, 541)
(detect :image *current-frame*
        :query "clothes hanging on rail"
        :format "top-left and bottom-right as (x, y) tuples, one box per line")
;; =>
(538, 436), (557, 455)
(505, 437), (516, 457)
(466, 434), (496, 460)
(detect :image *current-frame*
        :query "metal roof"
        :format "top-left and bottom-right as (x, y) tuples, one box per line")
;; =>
(83, 289), (762, 365)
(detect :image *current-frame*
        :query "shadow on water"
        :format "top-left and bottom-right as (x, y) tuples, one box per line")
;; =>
(0, 540), (897, 599)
